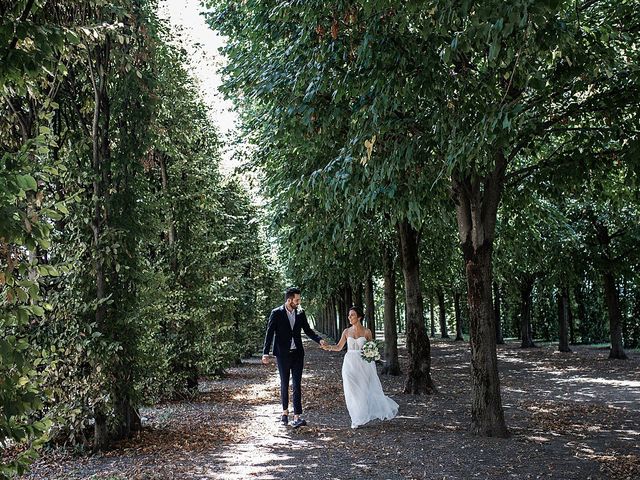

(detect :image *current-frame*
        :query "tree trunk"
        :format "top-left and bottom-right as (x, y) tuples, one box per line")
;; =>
(337, 290), (347, 331)
(494, 282), (504, 344)
(557, 287), (572, 353)
(595, 221), (628, 360)
(520, 276), (536, 348)
(463, 244), (508, 437)
(603, 271), (628, 359)
(93, 410), (109, 451)
(88, 37), (112, 451)
(398, 219), (435, 393)
(364, 271), (375, 338)
(332, 297), (338, 341)
(574, 284), (588, 344)
(452, 157), (508, 438)
(568, 288), (576, 345)
(429, 298), (435, 338)
(381, 243), (401, 375)
(454, 291), (464, 341)
(437, 287), (449, 338)
(158, 151), (178, 273)
(343, 284), (353, 322)
(354, 282), (363, 309)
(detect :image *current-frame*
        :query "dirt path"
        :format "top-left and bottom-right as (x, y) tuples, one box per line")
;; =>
(23, 340), (640, 479)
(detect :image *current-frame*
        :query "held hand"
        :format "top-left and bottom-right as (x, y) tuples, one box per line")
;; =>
(261, 354), (271, 365)
(320, 339), (328, 347)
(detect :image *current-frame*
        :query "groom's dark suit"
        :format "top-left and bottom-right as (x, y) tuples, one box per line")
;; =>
(263, 305), (321, 415)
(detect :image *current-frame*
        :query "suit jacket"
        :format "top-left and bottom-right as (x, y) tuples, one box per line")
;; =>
(262, 305), (321, 358)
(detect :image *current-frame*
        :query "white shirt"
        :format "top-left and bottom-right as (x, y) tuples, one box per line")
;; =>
(285, 305), (296, 350)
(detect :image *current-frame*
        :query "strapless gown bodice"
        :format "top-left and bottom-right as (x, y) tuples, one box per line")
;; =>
(346, 336), (367, 352)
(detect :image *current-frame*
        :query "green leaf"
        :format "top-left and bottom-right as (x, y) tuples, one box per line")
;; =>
(55, 202), (69, 215)
(15, 175), (38, 192)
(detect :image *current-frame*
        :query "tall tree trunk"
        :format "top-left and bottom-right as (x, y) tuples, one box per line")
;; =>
(574, 283), (588, 344)
(344, 284), (353, 317)
(595, 221), (628, 360)
(429, 298), (435, 338)
(568, 288), (576, 345)
(494, 282), (504, 345)
(398, 220), (435, 393)
(321, 299), (330, 338)
(354, 282), (363, 309)
(603, 271), (627, 359)
(454, 291), (464, 341)
(557, 287), (572, 353)
(519, 276), (536, 348)
(437, 287), (449, 338)
(381, 243), (401, 375)
(332, 297), (339, 340)
(88, 36), (112, 451)
(452, 156), (508, 438)
(329, 295), (338, 341)
(158, 151), (177, 273)
(337, 289), (347, 331)
(364, 271), (375, 338)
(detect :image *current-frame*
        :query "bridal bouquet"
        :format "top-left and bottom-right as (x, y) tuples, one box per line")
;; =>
(361, 339), (383, 363)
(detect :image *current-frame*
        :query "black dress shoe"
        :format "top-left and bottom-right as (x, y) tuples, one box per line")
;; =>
(281, 414), (288, 425)
(291, 418), (307, 429)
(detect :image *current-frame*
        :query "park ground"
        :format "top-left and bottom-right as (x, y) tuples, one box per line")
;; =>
(23, 339), (640, 480)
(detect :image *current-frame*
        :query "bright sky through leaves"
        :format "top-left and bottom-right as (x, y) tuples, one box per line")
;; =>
(158, 0), (238, 171)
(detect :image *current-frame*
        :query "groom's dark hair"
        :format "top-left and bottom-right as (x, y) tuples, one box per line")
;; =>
(285, 287), (301, 301)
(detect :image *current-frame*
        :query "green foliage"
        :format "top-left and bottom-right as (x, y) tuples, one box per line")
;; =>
(0, 136), (57, 477)
(207, 0), (639, 356)
(2, 0), (280, 473)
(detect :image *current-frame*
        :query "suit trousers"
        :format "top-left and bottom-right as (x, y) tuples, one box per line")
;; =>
(276, 349), (304, 415)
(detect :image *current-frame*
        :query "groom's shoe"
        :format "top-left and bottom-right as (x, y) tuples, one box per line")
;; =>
(291, 418), (307, 429)
(280, 414), (288, 426)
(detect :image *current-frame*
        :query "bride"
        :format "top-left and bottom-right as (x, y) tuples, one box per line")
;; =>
(321, 305), (398, 429)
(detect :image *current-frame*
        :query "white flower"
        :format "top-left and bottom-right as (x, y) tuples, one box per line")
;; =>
(361, 340), (383, 363)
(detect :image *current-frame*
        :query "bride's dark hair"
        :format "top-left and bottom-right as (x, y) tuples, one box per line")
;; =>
(349, 305), (365, 319)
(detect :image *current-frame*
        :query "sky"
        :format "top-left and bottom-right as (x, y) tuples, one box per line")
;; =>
(157, 0), (239, 171)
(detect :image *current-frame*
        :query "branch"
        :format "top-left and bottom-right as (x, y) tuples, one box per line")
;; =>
(498, 27), (527, 109)
(609, 228), (627, 241)
(505, 141), (572, 186)
(4, 0), (36, 62)
(613, 247), (637, 263)
(2, 95), (29, 142)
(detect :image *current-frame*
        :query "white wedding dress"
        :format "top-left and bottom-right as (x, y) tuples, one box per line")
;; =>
(342, 336), (399, 429)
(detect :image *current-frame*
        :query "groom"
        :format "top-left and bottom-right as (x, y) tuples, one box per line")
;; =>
(262, 287), (326, 428)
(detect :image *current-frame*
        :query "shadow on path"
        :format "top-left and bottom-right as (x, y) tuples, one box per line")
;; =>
(23, 340), (640, 479)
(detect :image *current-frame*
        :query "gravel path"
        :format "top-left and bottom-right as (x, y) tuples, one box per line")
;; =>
(22, 339), (640, 479)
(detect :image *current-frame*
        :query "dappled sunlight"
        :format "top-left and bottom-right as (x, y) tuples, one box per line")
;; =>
(183, 365), (323, 479)
(556, 376), (640, 388)
(25, 341), (639, 479)
(497, 354), (530, 364)
(525, 435), (552, 443)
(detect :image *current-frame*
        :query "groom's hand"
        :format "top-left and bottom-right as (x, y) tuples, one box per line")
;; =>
(261, 354), (270, 365)
(320, 339), (328, 347)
